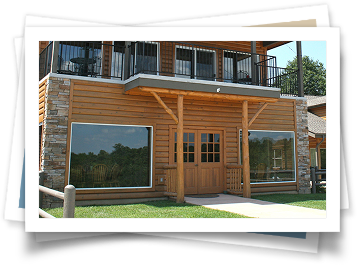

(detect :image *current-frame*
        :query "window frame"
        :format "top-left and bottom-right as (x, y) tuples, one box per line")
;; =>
(68, 122), (154, 190)
(239, 129), (297, 184)
(174, 44), (217, 81)
(223, 50), (252, 84)
(132, 41), (160, 76)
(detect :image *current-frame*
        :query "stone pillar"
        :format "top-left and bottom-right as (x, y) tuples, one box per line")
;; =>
(295, 98), (311, 194)
(40, 76), (70, 208)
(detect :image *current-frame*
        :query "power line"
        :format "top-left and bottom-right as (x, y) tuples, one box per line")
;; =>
(286, 42), (296, 55)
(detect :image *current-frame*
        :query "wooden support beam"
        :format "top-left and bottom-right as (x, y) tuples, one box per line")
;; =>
(150, 91), (179, 124)
(137, 86), (279, 103)
(176, 94), (185, 203)
(248, 102), (269, 127)
(242, 100), (251, 198)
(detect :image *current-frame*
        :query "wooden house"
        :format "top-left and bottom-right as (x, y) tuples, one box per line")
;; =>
(39, 41), (311, 208)
(306, 95), (326, 169)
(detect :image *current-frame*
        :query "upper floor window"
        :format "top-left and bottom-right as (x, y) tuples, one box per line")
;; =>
(175, 45), (216, 81)
(131, 42), (159, 75)
(223, 51), (252, 84)
(111, 41), (125, 79)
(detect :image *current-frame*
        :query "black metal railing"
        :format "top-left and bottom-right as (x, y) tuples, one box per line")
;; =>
(39, 41), (299, 96)
(56, 41), (125, 79)
(255, 63), (299, 96)
(39, 42), (53, 80)
(128, 41), (278, 85)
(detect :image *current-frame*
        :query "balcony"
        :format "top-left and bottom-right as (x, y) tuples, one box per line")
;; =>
(39, 41), (299, 96)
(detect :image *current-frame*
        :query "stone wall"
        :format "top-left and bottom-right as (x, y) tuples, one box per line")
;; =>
(295, 98), (311, 194)
(40, 76), (70, 208)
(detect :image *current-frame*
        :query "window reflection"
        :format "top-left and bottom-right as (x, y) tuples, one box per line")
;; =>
(240, 130), (296, 183)
(69, 123), (152, 189)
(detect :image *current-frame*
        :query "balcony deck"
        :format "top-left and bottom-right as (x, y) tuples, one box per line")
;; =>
(39, 41), (299, 97)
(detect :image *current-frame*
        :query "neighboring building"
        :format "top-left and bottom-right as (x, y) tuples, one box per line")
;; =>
(306, 95), (326, 169)
(39, 41), (311, 208)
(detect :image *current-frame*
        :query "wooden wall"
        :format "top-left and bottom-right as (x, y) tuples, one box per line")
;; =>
(39, 41), (50, 54)
(39, 80), (46, 123)
(64, 79), (298, 198)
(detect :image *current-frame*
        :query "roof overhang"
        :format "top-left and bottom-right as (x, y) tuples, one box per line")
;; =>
(262, 41), (292, 50)
(124, 74), (280, 102)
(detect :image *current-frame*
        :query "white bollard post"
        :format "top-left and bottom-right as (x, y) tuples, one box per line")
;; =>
(63, 185), (76, 218)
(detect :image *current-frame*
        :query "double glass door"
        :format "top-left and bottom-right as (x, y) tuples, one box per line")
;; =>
(173, 129), (224, 194)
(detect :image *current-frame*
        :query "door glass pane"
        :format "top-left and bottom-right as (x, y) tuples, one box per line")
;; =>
(201, 143), (207, 152)
(208, 143), (213, 152)
(183, 133), (188, 142)
(201, 133), (207, 142)
(208, 153), (213, 162)
(189, 153), (194, 162)
(201, 153), (207, 162)
(201, 132), (220, 163)
(208, 134), (214, 142)
(175, 131), (195, 163)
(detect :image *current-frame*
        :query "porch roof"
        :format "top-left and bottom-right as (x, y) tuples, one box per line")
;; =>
(308, 112), (326, 138)
(124, 74), (280, 102)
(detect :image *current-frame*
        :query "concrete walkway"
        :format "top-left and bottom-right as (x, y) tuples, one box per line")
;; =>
(184, 194), (326, 218)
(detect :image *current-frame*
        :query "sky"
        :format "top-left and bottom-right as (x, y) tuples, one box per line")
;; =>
(71, 123), (150, 154)
(267, 41), (326, 68)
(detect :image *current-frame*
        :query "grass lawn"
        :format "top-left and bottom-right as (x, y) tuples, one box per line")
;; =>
(251, 193), (326, 210)
(43, 200), (250, 218)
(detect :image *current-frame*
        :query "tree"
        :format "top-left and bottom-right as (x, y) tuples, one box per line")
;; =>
(286, 55), (326, 95)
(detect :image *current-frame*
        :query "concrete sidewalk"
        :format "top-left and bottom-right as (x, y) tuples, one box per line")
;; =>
(184, 194), (326, 218)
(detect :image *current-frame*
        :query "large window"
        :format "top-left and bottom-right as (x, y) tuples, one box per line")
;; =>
(69, 123), (152, 189)
(240, 130), (296, 183)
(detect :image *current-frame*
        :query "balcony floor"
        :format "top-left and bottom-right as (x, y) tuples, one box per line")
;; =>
(124, 74), (281, 102)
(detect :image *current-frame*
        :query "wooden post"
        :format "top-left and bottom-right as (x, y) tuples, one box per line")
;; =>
(50, 41), (59, 74)
(296, 41), (304, 97)
(242, 100), (251, 198)
(176, 95), (185, 203)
